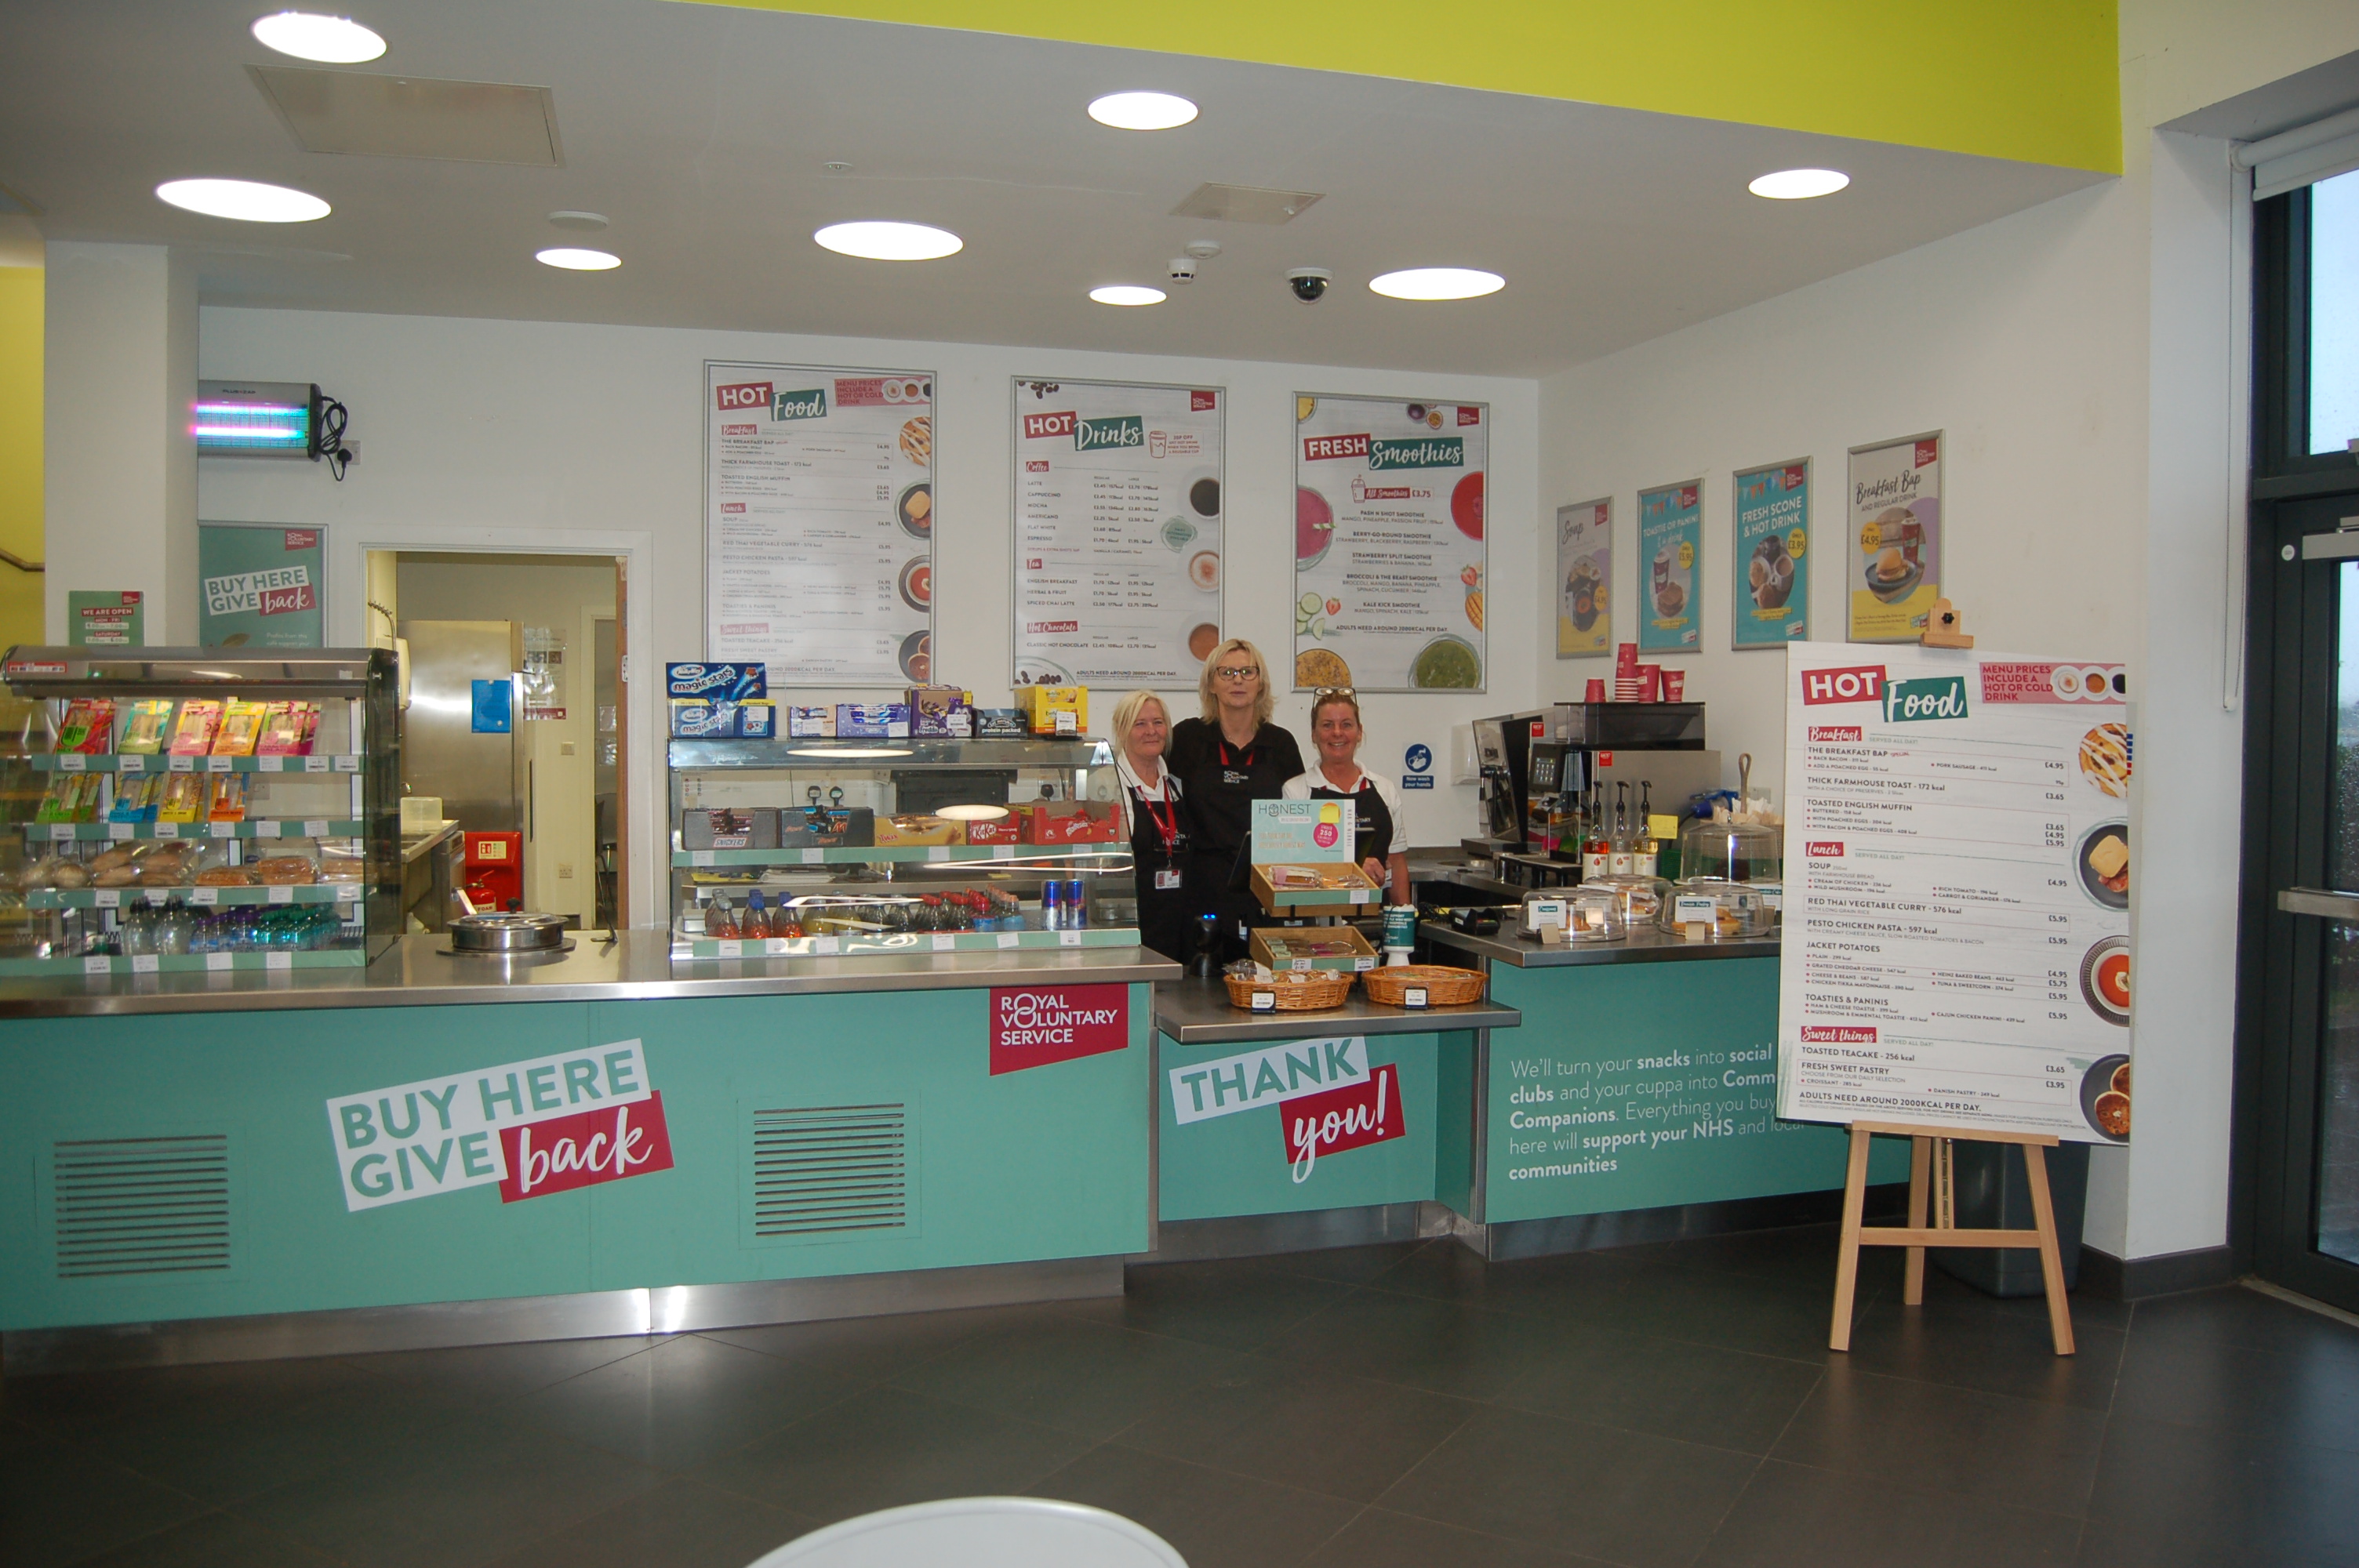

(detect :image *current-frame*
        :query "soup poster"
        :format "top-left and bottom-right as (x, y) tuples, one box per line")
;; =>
(1011, 377), (1227, 686)
(1556, 497), (1612, 658)
(1293, 394), (1488, 691)
(1847, 430), (1942, 643)
(1637, 480), (1702, 655)
(1732, 459), (1810, 649)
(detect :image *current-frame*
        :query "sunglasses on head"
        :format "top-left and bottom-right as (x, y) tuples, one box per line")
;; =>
(1313, 686), (1357, 698)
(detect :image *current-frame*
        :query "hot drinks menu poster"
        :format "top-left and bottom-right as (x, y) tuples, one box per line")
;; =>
(1011, 378), (1226, 686)
(1847, 430), (1942, 643)
(1776, 644), (2133, 1144)
(703, 361), (936, 684)
(1636, 480), (1702, 655)
(1556, 497), (1612, 658)
(1292, 394), (1487, 692)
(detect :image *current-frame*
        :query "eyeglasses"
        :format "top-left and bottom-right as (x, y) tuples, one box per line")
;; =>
(1213, 665), (1260, 681)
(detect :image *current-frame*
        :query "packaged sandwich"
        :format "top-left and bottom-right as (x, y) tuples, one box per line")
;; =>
(118, 699), (175, 754)
(168, 700), (224, 756)
(213, 699), (268, 757)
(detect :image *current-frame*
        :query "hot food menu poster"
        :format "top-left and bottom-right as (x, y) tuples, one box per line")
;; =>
(703, 361), (936, 684)
(1012, 378), (1226, 686)
(1292, 394), (1486, 693)
(1776, 644), (2132, 1145)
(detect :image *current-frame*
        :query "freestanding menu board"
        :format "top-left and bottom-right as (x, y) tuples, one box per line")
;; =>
(1847, 430), (1942, 643)
(1556, 497), (1612, 659)
(1292, 394), (1486, 692)
(1011, 378), (1225, 686)
(1776, 644), (2133, 1144)
(703, 361), (936, 684)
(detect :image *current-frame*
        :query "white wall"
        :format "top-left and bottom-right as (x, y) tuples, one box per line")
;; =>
(194, 313), (1539, 928)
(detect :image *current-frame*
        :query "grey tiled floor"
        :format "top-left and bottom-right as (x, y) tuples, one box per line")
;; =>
(6, 1228), (2359, 1567)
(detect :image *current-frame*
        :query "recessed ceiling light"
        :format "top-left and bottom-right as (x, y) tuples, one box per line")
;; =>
(250, 11), (386, 64)
(1088, 91), (1198, 130)
(814, 221), (962, 261)
(154, 178), (330, 223)
(1369, 267), (1503, 301)
(536, 247), (619, 270)
(547, 210), (608, 230)
(1748, 168), (1850, 200)
(1089, 285), (1166, 307)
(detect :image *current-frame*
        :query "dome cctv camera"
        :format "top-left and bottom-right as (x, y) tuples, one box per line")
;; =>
(1288, 267), (1332, 303)
(1168, 257), (1196, 284)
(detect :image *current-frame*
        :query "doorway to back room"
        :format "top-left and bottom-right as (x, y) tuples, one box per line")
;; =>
(369, 550), (625, 932)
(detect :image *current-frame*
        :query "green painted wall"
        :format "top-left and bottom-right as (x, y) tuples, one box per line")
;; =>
(0, 266), (42, 649)
(689, 1), (2121, 172)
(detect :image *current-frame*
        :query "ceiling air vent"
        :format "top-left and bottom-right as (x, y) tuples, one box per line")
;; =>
(748, 1104), (910, 1240)
(1169, 183), (1324, 224)
(248, 66), (563, 165)
(53, 1135), (231, 1280)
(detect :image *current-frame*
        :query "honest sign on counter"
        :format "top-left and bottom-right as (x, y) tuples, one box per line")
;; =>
(1776, 644), (2133, 1143)
(325, 1040), (675, 1210)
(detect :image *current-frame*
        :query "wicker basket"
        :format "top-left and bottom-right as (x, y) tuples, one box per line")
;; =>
(1224, 970), (1356, 1011)
(1361, 964), (1485, 1007)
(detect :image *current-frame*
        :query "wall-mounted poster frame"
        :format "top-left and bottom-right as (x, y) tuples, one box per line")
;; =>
(1292, 393), (1487, 693)
(702, 361), (936, 684)
(1636, 479), (1702, 655)
(1556, 496), (1612, 659)
(1846, 429), (1942, 644)
(1009, 376), (1227, 687)
(1732, 457), (1810, 649)
(198, 522), (325, 648)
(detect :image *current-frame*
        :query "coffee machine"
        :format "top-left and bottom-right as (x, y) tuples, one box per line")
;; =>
(1471, 711), (1548, 853)
(1470, 702), (1719, 860)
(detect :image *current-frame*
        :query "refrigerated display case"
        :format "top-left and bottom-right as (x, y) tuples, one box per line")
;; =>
(0, 648), (400, 974)
(667, 734), (1140, 960)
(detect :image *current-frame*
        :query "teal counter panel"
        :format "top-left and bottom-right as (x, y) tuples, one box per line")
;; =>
(1157, 1031), (1452, 1222)
(1485, 960), (1906, 1223)
(1, 983), (1153, 1333)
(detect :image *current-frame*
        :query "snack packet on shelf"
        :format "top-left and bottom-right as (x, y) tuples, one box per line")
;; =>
(213, 699), (268, 756)
(168, 700), (224, 755)
(118, 699), (174, 754)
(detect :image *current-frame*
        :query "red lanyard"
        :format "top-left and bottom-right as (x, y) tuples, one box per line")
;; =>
(1217, 735), (1256, 769)
(1133, 785), (1180, 851)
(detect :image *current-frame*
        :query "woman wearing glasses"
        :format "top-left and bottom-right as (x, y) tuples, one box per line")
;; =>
(1107, 689), (1193, 962)
(1166, 638), (1304, 960)
(1283, 688), (1410, 903)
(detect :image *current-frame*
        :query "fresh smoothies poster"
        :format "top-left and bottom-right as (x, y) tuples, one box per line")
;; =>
(1732, 459), (1809, 649)
(1293, 394), (1486, 691)
(1556, 498), (1611, 658)
(1847, 431), (1941, 643)
(1636, 481), (1701, 654)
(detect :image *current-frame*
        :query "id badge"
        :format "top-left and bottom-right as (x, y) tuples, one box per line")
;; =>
(1154, 869), (1183, 891)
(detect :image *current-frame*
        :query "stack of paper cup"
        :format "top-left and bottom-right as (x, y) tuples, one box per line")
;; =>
(1613, 644), (1641, 701)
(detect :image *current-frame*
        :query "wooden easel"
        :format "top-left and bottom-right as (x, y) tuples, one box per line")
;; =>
(1829, 1121), (2075, 1356)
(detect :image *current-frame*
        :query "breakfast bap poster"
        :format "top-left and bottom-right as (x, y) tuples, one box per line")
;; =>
(1556, 498), (1612, 659)
(1293, 394), (1487, 691)
(1637, 480), (1702, 654)
(1732, 459), (1810, 649)
(1847, 431), (1942, 643)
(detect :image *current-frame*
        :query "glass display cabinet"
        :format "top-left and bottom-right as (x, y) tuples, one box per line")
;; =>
(667, 735), (1140, 960)
(0, 648), (401, 974)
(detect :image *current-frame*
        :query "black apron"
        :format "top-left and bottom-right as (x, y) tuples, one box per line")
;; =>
(1169, 722), (1302, 962)
(1125, 775), (1194, 963)
(1308, 773), (1397, 898)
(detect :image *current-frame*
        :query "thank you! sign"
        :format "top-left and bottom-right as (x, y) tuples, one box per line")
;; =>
(989, 983), (1130, 1073)
(325, 1040), (675, 1210)
(1167, 1036), (1405, 1181)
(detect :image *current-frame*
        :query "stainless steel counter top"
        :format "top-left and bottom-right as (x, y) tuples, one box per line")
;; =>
(401, 822), (461, 866)
(1422, 921), (1781, 968)
(1153, 975), (1521, 1046)
(0, 932), (1183, 1018)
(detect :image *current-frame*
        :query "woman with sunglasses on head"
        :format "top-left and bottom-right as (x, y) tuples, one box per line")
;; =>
(1165, 638), (1304, 961)
(1106, 689), (1194, 963)
(1282, 688), (1410, 904)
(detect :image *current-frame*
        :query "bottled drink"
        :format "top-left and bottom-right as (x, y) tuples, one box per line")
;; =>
(156, 899), (194, 956)
(1581, 783), (1611, 882)
(1634, 782), (1660, 878)
(119, 901), (157, 956)
(1609, 782), (1635, 877)
(743, 890), (769, 940)
(705, 898), (736, 939)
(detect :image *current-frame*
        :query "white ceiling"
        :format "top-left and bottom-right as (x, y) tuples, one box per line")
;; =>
(0, 0), (2109, 377)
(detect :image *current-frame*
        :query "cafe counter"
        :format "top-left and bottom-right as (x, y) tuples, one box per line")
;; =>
(0, 935), (1176, 1370)
(1420, 921), (1906, 1255)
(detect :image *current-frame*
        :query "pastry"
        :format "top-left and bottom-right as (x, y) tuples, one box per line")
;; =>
(899, 416), (931, 464)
